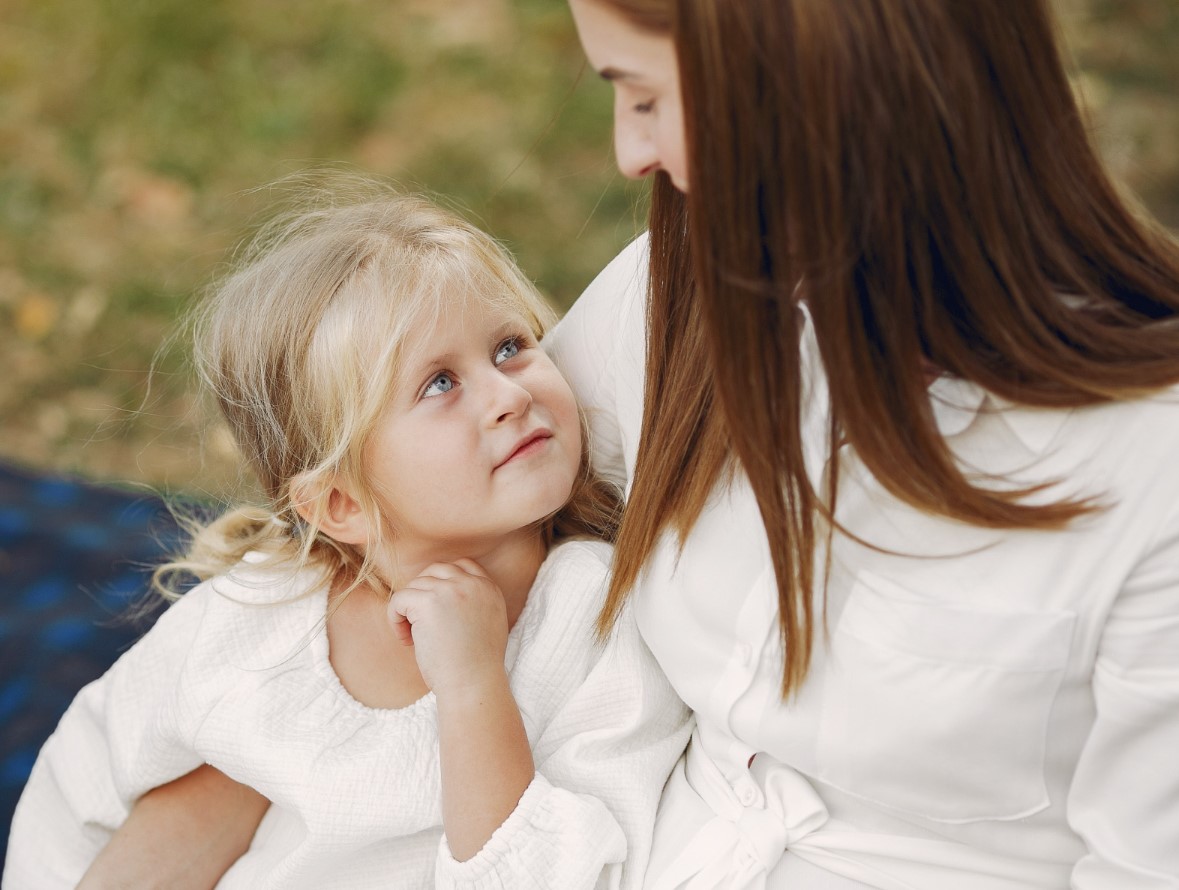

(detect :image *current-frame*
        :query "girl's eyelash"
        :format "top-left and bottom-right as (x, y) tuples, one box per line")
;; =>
(494, 335), (525, 364)
(420, 370), (456, 400)
(634, 100), (655, 114)
(500, 333), (532, 352)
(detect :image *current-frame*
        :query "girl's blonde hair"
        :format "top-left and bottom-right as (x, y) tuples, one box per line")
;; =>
(156, 178), (619, 599)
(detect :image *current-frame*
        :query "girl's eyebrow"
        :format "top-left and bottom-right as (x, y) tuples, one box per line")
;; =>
(490, 319), (526, 341)
(401, 319), (527, 388)
(399, 347), (455, 394)
(411, 353), (454, 374)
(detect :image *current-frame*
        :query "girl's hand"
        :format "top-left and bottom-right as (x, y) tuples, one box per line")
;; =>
(386, 559), (510, 699)
(389, 559), (534, 861)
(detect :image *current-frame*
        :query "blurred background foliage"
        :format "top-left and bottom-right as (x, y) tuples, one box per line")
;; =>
(1, 0), (1176, 499)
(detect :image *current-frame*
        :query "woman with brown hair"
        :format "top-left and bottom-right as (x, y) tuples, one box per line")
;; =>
(40, 1), (1179, 888)
(549, 0), (1179, 887)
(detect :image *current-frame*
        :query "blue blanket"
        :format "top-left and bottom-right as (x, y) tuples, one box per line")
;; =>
(0, 462), (179, 870)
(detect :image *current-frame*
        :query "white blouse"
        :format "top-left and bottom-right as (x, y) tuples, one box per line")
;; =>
(4, 540), (692, 890)
(545, 235), (1179, 890)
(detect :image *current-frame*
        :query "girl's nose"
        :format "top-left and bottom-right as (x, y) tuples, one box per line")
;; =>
(490, 373), (533, 425)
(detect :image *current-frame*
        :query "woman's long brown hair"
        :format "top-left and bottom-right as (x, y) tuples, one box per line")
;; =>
(594, 0), (1179, 696)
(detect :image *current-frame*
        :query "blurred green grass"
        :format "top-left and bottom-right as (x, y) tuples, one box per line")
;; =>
(0, 0), (1175, 497)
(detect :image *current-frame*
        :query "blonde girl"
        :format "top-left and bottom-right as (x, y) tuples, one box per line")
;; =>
(4, 183), (689, 890)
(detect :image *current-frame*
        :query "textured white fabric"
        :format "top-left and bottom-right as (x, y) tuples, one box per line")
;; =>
(544, 235), (1179, 890)
(4, 540), (692, 889)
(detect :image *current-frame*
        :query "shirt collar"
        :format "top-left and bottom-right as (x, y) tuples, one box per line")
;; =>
(927, 374), (1070, 454)
(798, 306), (1069, 456)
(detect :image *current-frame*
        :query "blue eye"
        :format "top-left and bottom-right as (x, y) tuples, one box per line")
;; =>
(494, 337), (521, 365)
(422, 372), (455, 398)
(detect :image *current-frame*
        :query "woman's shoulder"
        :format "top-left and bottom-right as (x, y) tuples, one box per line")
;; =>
(576, 232), (649, 316)
(1063, 381), (1179, 463)
(1133, 379), (1179, 425)
(978, 382), (1179, 531)
(1089, 383), (1179, 498)
(545, 234), (648, 359)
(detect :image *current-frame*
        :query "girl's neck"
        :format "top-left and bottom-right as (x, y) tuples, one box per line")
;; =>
(325, 530), (547, 711)
(382, 528), (547, 629)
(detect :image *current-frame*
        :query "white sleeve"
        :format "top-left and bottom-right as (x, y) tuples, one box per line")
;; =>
(1068, 499), (1179, 889)
(434, 774), (625, 890)
(434, 551), (692, 890)
(3, 587), (213, 888)
(543, 234), (650, 491)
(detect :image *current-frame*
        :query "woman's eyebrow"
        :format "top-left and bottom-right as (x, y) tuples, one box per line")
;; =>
(598, 66), (641, 82)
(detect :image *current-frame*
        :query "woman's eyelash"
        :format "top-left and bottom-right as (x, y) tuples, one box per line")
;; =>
(633, 100), (655, 114)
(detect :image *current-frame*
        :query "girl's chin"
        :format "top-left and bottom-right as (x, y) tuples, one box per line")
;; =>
(526, 479), (580, 526)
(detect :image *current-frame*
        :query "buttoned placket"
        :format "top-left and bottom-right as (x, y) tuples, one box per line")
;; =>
(702, 306), (832, 803)
(702, 561), (782, 800)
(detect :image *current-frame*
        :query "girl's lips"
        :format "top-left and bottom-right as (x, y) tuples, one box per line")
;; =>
(496, 431), (552, 468)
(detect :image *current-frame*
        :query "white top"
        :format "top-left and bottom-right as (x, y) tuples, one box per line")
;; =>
(4, 539), (692, 890)
(545, 235), (1179, 890)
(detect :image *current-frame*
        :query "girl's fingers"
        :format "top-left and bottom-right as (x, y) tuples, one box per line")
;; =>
(386, 591), (417, 646)
(391, 621), (414, 646)
(451, 558), (489, 579)
(412, 560), (488, 584)
(413, 563), (462, 582)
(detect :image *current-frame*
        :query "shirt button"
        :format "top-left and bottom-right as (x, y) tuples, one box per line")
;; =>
(738, 784), (757, 806)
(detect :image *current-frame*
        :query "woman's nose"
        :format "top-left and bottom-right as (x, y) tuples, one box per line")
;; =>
(614, 114), (660, 180)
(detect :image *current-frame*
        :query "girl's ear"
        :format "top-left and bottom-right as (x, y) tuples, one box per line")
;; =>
(290, 474), (371, 546)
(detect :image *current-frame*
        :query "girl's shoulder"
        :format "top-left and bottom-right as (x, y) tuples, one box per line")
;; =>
(200, 549), (325, 606)
(514, 539), (613, 642)
(507, 539), (626, 710)
(537, 538), (613, 590)
(546, 536), (614, 566)
(161, 552), (328, 664)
